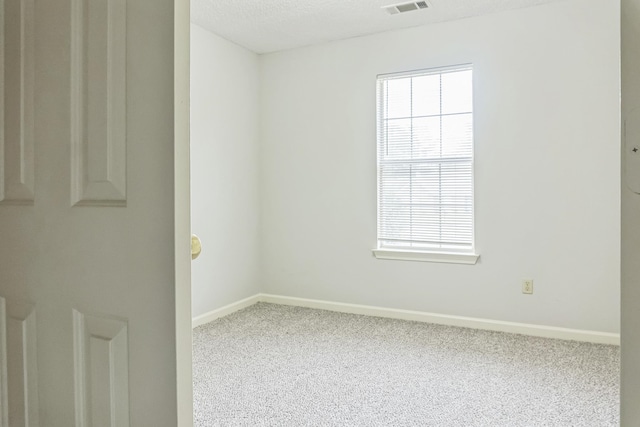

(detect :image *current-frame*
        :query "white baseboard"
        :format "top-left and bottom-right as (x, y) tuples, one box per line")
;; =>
(192, 294), (261, 328)
(259, 294), (620, 345)
(193, 293), (620, 345)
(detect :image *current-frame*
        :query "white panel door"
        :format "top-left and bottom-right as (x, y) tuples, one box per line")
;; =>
(0, 0), (188, 425)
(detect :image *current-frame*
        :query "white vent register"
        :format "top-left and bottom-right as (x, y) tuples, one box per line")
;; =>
(383, 1), (430, 15)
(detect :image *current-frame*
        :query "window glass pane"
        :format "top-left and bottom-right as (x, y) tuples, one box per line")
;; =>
(441, 205), (473, 243)
(412, 74), (440, 117)
(441, 70), (473, 115)
(411, 164), (440, 205)
(412, 117), (441, 159)
(379, 164), (411, 205)
(379, 205), (411, 240)
(410, 205), (441, 243)
(441, 113), (473, 158)
(440, 162), (473, 205)
(385, 118), (412, 160)
(385, 78), (411, 119)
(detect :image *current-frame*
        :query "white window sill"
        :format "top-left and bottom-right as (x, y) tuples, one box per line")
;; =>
(372, 249), (480, 265)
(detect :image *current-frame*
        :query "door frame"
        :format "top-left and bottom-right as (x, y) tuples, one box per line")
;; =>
(174, 0), (192, 425)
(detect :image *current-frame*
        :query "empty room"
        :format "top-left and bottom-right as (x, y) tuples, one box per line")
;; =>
(189, 0), (621, 425)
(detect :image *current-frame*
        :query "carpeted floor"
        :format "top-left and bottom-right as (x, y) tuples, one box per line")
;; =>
(192, 303), (619, 426)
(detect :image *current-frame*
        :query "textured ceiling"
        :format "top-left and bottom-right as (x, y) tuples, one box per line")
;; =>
(191, 0), (569, 54)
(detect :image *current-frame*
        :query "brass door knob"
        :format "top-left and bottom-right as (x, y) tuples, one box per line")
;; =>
(191, 234), (202, 260)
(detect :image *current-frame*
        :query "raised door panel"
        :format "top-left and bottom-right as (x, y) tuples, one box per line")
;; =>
(71, 0), (127, 207)
(0, 297), (39, 427)
(73, 310), (129, 427)
(0, 0), (35, 205)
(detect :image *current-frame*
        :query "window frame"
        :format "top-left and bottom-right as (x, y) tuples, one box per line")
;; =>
(372, 64), (479, 265)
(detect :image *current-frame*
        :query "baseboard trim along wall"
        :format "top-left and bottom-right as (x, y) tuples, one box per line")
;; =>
(192, 294), (262, 328)
(193, 293), (620, 345)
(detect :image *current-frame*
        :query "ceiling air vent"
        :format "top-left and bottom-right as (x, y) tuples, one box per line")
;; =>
(383, 1), (430, 15)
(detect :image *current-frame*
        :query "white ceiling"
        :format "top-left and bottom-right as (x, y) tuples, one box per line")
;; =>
(191, 0), (569, 54)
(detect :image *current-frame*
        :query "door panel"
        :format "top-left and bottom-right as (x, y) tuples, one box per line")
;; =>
(0, 297), (38, 427)
(0, 0), (182, 425)
(72, 310), (129, 427)
(70, 0), (127, 207)
(0, 0), (35, 205)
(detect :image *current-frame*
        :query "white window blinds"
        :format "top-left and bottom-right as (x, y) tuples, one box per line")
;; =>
(377, 65), (474, 253)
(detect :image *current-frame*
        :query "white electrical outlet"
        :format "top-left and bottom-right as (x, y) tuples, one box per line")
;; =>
(522, 279), (534, 294)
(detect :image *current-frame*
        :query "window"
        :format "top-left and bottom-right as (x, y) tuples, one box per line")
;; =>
(374, 65), (478, 264)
